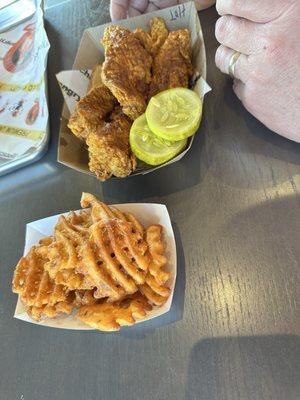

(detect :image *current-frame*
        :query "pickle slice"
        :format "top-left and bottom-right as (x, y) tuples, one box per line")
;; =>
(130, 114), (187, 166)
(146, 87), (202, 141)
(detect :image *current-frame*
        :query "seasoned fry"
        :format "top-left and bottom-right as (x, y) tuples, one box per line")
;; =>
(77, 293), (152, 331)
(12, 193), (171, 331)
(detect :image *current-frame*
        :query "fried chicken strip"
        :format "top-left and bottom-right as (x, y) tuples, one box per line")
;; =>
(134, 17), (169, 56)
(86, 108), (136, 181)
(149, 29), (193, 98)
(101, 25), (152, 120)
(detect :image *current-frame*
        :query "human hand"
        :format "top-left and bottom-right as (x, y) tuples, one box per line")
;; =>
(215, 0), (300, 142)
(110, 0), (215, 21)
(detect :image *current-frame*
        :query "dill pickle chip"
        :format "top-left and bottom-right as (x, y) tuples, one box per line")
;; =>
(146, 88), (202, 141)
(130, 114), (187, 166)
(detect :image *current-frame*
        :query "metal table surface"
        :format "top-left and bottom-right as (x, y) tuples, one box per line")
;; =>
(0, 2), (299, 400)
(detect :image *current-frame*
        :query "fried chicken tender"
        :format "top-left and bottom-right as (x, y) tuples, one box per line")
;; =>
(101, 25), (152, 120)
(68, 85), (116, 140)
(149, 29), (193, 98)
(134, 17), (169, 56)
(67, 65), (136, 180)
(86, 108), (136, 181)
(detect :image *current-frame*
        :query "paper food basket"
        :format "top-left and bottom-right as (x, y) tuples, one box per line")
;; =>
(14, 203), (177, 330)
(56, 1), (211, 178)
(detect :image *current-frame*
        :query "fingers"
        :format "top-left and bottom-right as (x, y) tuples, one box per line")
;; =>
(110, 0), (148, 20)
(216, 0), (285, 23)
(215, 15), (264, 55)
(232, 79), (246, 101)
(150, 0), (180, 7)
(110, 0), (129, 21)
(128, 0), (148, 17)
(193, 0), (216, 11)
(215, 45), (249, 82)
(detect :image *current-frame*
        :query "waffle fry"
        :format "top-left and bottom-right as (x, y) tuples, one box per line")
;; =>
(28, 293), (75, 321)
(81, 192), (144, 235)
(146, 225), (169, 284)
(77, 293), (152, 331)
(12, 193), (172, 331)
(12, 245), (73, 320)
(43, 212), (93, 291)
(75, 289), (99, 306)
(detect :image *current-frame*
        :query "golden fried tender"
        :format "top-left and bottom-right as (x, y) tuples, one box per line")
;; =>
(68, 85), (116, 141)
(101, 25), (152, 120)
(149, 29), (193, 98)
(77, 293), (152, 331)
(67, 109), (89, 140)
(77, 86), (116, 125)
(12, 245), (73, 320)
(86, 108), (136, 181)
(134, 17), (169, 56)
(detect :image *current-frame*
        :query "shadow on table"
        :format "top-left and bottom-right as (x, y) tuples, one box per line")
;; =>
(186, 334), (300, 400)
(118, 222), (186, 339)
(101, 117), (211, 203)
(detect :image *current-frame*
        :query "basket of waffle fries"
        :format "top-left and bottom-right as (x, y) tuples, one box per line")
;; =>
(12, 193), (176, 332)
(56, 1), (210, 181)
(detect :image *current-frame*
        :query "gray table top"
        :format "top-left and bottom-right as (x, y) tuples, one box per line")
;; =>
(0, 2), (299, 400)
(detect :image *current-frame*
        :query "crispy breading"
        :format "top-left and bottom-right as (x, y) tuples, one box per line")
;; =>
(101, 25), (152, 120)
(86, 108), (136, 180)
(134, 17), (169, 56)
(149, 29), (193, 98)
(77, 85), (116, 125)
(67, 85), (116, 141)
